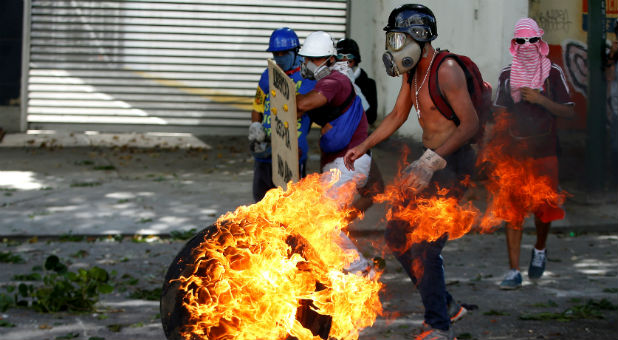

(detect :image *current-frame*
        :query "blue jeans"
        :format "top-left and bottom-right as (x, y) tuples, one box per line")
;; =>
(384, 144), (475, 331)
(385, 227), (452, 330)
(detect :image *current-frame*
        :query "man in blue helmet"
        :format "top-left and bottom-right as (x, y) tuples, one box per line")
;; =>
(249, 27), (316, 202)
(344, 4), (477, 340)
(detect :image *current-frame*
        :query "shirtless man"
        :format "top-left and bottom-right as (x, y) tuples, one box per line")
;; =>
(343, 4), (477, 340)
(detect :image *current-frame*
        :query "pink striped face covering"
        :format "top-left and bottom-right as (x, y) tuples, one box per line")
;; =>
(509, 18), (551, 103)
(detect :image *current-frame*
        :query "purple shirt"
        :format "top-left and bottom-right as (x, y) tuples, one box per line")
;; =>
(312, 71), (368, 166)
(313, 70), (354, 107)
(494, 63), (573, 158)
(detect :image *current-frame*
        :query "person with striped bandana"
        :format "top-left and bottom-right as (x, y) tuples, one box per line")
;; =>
(492, 18), (575, 290)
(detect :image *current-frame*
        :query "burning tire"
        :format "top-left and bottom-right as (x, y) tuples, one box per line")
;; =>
(160, 175), (382, 340)
(160, 224), (332, 340)
(161, 225), (218, 340)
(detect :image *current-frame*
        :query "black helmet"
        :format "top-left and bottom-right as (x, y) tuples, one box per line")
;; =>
(383, 4), (437, 42)
(336, 38), (361, 64)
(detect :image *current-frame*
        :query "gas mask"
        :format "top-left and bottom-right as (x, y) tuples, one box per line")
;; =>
(382, 32), (422, 77)
(301, 58), (331, 81)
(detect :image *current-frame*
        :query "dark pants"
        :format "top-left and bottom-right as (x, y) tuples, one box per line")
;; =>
(357, 158), (385, 199)
(252, 160), (307, 202)
(384, 144), (475, 331)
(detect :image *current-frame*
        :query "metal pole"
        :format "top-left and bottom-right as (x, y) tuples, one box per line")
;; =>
(19, 0), (31, 132)
(585, 0), (607, 192)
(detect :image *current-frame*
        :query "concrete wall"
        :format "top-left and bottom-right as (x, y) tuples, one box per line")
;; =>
(349, 0), (528, 139)
(0, 106), (21, 132)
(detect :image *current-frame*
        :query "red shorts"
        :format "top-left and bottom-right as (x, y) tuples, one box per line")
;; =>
(530, 156), (565, 223)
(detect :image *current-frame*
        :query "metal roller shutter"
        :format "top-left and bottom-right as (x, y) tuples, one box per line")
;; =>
(24, 0), (348, 134)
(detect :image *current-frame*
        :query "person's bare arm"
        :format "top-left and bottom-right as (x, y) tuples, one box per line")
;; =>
(432, 59), (479, 157)
(520, 87), (575, 119)
(296, 91), (328, 118)
(344, 73), (414, 170)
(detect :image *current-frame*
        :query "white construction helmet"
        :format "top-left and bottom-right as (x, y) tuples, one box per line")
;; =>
(299, 31), (336, 57)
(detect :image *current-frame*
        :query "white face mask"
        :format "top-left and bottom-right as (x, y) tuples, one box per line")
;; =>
(382, 38), (422, 77)
(301, 58), (331, 80)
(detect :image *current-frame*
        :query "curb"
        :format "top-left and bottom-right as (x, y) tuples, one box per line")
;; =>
(347, 223), (618, 238)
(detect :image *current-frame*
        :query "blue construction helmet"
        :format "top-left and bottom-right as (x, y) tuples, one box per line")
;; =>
(267, 27), (300, 52)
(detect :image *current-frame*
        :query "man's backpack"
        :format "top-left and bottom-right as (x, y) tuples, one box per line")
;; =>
(427, 50), (493, 143)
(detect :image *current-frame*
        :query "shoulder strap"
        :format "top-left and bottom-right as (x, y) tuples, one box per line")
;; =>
(307, 85), (357, 126)
(340, 87), (357, 112)
(428, 50), (461, 125)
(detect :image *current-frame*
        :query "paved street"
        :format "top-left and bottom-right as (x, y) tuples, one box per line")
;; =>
(0, 132), (617, 340)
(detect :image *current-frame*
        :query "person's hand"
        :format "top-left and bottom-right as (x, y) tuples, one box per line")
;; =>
(250, 140), (269, 155)
(402, 149), (447, 192)
(321, 123), (333, 135)
(343, 144), (368, 171)
(520, 87), (545, 105)
(248, 122), (266, 142)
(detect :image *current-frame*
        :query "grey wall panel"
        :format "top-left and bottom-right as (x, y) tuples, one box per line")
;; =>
(25, 0), (348, 133)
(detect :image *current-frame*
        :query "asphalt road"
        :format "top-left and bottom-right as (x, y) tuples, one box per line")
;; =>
(0, 132), (616, 340)
(0, 230), (616, 340)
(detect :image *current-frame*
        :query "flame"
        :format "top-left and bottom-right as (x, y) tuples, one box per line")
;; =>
(411, 258), (424, 283)
(478, 113), (567, 228)
(174, 170), (382, 340)
(374, 164), (481, 253)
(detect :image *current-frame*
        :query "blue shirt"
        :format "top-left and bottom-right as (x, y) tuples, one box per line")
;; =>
(252, 67), (316, 163)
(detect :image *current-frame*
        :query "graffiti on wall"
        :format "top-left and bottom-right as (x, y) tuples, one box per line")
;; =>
(535, 8), (573, 34)
(562, 39), (588, 97)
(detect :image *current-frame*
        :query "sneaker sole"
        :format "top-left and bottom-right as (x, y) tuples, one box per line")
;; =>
(528, 271), (544, 280)
(499, 284), (522, 290)
(450, 306), (467, 323)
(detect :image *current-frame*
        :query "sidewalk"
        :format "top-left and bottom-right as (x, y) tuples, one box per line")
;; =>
(0, 131), (617, 340)
(1, 131), (616, 237)
(0, 131), (254, 237)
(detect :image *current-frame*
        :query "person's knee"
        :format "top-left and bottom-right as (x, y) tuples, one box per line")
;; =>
(418, 235), (448, 260)
(384, 220), (411, 253)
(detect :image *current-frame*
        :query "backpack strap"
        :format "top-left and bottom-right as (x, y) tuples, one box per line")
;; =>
(428, 51), (470, 126)
(307, 86), (357, 127)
